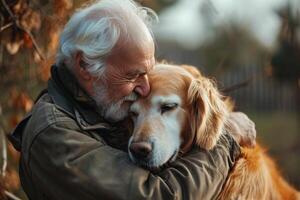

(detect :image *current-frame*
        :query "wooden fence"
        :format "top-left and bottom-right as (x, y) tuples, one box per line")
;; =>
(219, 64), (298, 112)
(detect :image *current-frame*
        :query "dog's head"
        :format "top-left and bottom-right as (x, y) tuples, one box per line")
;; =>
(128, 64), (229, 169)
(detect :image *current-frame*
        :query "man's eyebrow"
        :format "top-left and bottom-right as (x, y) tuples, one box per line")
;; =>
(126, 58), (155, 77)
(126, 69), (146, 76)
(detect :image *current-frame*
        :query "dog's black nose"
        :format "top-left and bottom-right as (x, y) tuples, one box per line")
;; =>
(129, 142), (152, 159)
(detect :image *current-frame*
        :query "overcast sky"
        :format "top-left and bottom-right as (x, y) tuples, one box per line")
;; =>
(153, 0), (298, 49)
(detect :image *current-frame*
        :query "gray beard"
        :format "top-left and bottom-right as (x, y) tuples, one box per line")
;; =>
(92, 83), (138, 122)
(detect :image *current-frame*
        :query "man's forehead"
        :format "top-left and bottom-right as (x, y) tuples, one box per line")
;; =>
(127, 68), (146, 76)
(141, 57), (155, 72)
(148, 57), (155, 70)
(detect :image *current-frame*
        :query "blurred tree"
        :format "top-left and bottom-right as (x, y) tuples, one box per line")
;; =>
(271, 3), (300, 83)
(271, 3), (300, 112)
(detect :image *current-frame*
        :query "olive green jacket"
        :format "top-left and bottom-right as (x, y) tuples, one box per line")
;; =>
(10, 65), (240, 200)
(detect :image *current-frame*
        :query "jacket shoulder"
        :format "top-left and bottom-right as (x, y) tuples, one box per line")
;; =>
(30, 93), (76, 131)
(21, 94), (79, 154)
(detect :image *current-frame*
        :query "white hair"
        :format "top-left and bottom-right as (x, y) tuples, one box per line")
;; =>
(56, 0), (158, 77)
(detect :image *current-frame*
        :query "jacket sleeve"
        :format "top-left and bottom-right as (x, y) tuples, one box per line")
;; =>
(26, 121), (240, 200)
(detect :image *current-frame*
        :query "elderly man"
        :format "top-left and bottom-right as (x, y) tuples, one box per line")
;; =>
(10, 0), (255, 199)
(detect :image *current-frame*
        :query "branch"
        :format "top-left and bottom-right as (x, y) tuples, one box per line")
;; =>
(221, 75), (256, 93)
(0, 127), (7, 178)
(4, 190), (23, 200)
(0, 0), (15, 20)
(21, 28), (45, 61)
(0, 0), (45, 60)
(0, 22), (13, 32)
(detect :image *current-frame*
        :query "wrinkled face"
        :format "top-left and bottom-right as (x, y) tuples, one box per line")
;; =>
(128, 64), (192, 168)
(92, 34), (155, 122)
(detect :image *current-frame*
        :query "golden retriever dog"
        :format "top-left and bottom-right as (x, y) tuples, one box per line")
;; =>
(128, 63), (300, 199)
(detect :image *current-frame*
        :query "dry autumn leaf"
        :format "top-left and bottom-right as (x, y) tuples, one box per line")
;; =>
(4, 169), (20, 192)
(0, 178), (5, 200)
(9, 114), (23, 129)
(7, 143), (20, 164)
(39, 58), (55, 82)
(11, 92), (33, 112)
(54, 0), (73, 18)
(23, 32), (33, 48)
(20, 9), (41, 32)
(5, 41), (23, 55)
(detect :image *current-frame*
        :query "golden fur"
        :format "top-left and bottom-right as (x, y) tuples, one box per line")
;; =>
(147, 63), (300, 199)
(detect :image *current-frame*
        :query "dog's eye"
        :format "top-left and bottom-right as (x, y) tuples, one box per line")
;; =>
(161, 103), (178, 114)
(129, 111), (139, 118)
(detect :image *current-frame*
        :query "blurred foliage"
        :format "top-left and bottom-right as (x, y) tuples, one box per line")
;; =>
(271, 3), (300, 117)
(199, 23), (270, 76)
(0, 0), (83, 199)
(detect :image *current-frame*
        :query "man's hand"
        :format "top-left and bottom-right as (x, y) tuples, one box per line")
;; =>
(226, 112), (256, 148)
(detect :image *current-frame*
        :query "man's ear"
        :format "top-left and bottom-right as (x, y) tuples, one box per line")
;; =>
(75, 53), (92, 81)
(187, 76), (228, 150)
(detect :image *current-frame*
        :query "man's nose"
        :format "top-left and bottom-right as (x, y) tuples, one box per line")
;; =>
(134, 75), (150, 97)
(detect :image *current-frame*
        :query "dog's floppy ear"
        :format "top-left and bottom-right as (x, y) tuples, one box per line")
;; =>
(187, 76), (228, 150)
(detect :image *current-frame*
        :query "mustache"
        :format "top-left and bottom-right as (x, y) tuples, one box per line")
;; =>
(123, 92), (138, 102)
